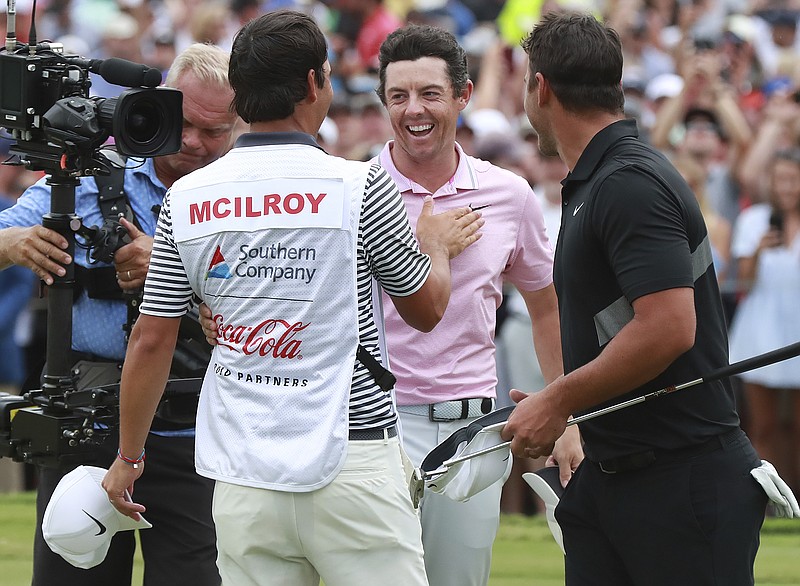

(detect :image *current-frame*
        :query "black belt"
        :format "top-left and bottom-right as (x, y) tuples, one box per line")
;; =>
(349, 426), (398, 441)
(71, 350), (118, 364)
(597, 428), (741, 474)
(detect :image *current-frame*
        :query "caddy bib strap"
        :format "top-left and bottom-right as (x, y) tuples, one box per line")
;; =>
(356, 344), (396, 392)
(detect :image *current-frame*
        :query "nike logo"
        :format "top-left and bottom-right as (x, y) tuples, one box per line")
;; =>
(83, 510), (107, 536)
(573, 202), (585, 216)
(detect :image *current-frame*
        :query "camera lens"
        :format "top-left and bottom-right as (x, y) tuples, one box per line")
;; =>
(97, 88), (183, 157)
(126, 100), (161, 145)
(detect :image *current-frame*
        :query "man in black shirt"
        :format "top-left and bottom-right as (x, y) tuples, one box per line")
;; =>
(501, 12), (767, 585)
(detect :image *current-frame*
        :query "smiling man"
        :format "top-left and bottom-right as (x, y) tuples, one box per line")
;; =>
(372, 24), (583, 586)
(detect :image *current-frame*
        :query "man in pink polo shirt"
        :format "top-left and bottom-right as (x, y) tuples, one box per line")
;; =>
(374, 25), (583, 586)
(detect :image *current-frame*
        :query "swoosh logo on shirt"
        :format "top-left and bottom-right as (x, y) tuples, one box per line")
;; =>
(83, 510), (107, 536)
(573, 202), (585, 217)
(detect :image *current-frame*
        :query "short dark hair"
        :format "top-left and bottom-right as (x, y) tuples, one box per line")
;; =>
(684, 107), (726, 140)
(229, 9), (328, 123)
(377, 24), (469, 104)
(522, 12), (624, 114)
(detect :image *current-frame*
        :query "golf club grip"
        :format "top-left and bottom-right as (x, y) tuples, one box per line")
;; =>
(704, 341), (800, 383)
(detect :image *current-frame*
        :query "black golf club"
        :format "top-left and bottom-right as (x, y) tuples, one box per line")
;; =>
(426, 340), (800, 466)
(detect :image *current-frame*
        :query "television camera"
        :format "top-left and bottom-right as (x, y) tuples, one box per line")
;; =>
(0, 1), (206, 470)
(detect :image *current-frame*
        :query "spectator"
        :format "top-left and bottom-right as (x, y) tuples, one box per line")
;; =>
(615, 9), (674, 88)
(325, 97), (365, 158)
(405, 0), (477, 40)
(187, 1), (237, 49)
(751, 8), (800, 80)
(728, 147), (800, 497)
(332, 0), (402, 73)
(651, 58), (750, 227)
(738, 87), (800, 200)
(145, 29), (178, 80)
(230, 0), (262, 27)
(672, 153), (732, 282)
(90, 13), (144, 98)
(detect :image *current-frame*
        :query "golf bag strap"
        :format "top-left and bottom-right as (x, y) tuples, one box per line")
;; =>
(356, 344), (396, 392)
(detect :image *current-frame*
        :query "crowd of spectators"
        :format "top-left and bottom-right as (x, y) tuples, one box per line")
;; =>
(0, 0), (798, 509)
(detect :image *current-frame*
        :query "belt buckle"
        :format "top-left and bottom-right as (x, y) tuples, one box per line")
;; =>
(599, 461), (618, 474)
(598, 451), (656, 474)
(480, 397), (493, 415)
(429, 402), (457, 422)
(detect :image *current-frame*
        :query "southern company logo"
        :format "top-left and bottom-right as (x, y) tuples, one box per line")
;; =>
(206, 245), (233, 280)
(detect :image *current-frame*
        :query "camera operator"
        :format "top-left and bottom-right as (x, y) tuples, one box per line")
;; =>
(0, 43), (238, 586)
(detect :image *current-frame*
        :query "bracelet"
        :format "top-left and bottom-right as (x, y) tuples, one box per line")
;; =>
(117, 448), (146, 469)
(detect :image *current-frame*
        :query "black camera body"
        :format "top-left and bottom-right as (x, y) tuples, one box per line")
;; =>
(769, 209), (784, 232)
(0, 36), (195, 469)
(0, 42), (182, 175)
(1, 376), (204, 468)
(0, 387), (118, 468)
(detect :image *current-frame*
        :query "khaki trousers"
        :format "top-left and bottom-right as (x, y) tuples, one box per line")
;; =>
(212, 436), (428, 586)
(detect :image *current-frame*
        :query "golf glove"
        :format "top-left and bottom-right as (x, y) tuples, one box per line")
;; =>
(750, 460), (800, 518)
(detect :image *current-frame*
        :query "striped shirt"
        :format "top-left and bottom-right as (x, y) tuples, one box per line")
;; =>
(140, 132), (431, 431)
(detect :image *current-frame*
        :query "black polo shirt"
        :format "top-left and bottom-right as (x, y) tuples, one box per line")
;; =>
(555, 119), (738, 462)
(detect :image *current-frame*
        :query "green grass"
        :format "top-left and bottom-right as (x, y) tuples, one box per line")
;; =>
(1, 491), (799, 585)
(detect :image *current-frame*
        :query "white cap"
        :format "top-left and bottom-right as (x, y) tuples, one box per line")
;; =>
(102, 12), (139, 40)
(42, 466), (152, 569)
(56, 35), (91, 57)
(413, 0), (448, 10)
(464, 108), (513, 139)
(422, 409), (513, 502)
(644, 73), (684, 102)
(727, 15), (757, 43)
(318, 117), (339, 146)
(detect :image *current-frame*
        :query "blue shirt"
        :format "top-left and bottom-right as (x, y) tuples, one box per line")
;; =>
(0, 196), (37, 384)
(0, 158), (167, 360)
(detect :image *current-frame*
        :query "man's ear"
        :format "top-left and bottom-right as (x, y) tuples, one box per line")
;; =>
(536, 72), (549, 107)
(306, 68), (318, 103)
(459, 79), (474, 111)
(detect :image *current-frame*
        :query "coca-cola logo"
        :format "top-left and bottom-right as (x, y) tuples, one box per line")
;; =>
(214, 314), (309, 359)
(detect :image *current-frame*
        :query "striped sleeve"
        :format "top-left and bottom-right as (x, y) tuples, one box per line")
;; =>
(348, 165), (430, 429)
(139, 191), (194, 318)
(359, 164), (431, 297)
